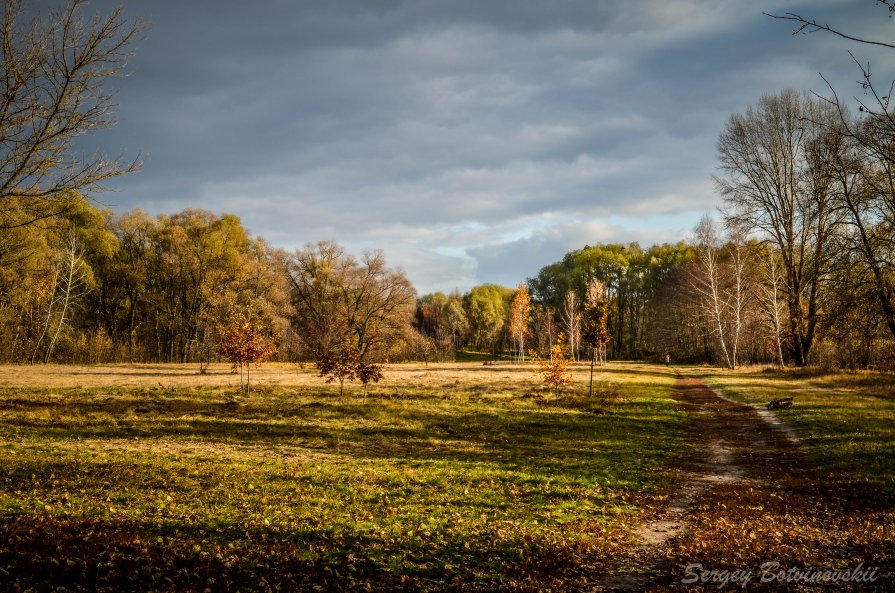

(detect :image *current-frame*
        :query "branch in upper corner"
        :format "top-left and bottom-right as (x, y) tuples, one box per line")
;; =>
(763, 11), (895, 50)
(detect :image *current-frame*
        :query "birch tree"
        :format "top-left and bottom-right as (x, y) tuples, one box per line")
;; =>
(760, 248), (787, 368)
(508, 282), (531, 362)
(692, 216), (733, 369)
(560, 290), (581, 362)
(31, 233), (91, 363)
(717, 90), (839, 366)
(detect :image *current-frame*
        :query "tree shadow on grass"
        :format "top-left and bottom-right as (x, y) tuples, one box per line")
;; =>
(0, 397), (681, 483)
(0, 513), (618, 593)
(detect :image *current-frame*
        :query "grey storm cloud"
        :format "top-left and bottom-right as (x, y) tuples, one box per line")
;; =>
(74, 0), (887, 293)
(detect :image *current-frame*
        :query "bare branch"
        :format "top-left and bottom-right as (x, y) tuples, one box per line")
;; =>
(764, 11), (895, 50)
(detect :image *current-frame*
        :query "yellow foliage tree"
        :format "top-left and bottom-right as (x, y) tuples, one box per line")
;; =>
(509, 282), (532, 362)
(531, 332), (574, 398)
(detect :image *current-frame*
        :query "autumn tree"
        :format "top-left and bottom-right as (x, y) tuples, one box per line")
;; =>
(758, 247), (787, 369)
(356, 359), (383, 400)
(529, 242), (683, 359)
(508, 283), (531, 362)
(413, 292), (457, 359)
(532, 333), (574, 398)
(148, 210), (253, 363)
(34, 233), (94, 364)
(0, 0), (140, 228)
(218, 310), (277, 395)
(582, 280), (611, 397)
(287, 242), (416, 364)
(442, 293), (470, 349)
(765, 3), (895, 348)
(691, 216), (734, 369)
(530, 303), (556, 356)
(99, 210), (154, 361)
(316, 335), (360, 398)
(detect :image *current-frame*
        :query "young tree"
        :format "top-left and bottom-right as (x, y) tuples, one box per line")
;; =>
(582, 280), (611, 397)
(0, 0), (140, 228)
(508, 282), (531, 362)
(316, 334), (384, 400)
(218, 310), (277, 395)
(316, 335), (360, 398)
(532, 333), (574, 398)
(356, 360), (383, 400)
(560, 290), (581, 361)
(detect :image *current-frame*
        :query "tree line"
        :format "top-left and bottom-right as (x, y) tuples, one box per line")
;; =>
(2, 2), (892, 370)
(2, 92), (893, 371)
(511, 89), (894, 370)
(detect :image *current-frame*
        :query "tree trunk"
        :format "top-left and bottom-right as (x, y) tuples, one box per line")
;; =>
(588, 348), (595, 397)
(31, 268), (60, 365)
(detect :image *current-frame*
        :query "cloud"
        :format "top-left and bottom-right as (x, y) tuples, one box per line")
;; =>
(76, 0), (894, 293)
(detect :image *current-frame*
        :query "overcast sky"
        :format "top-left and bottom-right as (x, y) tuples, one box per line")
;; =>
(78, 0), (893, 294)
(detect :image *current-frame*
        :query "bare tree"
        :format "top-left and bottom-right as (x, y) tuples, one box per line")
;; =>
(31, 232), (91, 363)
(766, 2), (895, 345)
(691, 215), (733, 369)
(765, 5), (895, 50)
(717, 90), (839, 366)
(759, 248), (787, 369)
(815, 86), (895, 343)
(287, 242), (416, 362)
(725, 224), (750, 369)
(560, 290), (580, 362)
(0, 0), (140, 228)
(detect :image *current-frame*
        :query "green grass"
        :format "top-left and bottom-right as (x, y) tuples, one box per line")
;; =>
(0, 362), (686, 592)
(702, 366), (895, 497)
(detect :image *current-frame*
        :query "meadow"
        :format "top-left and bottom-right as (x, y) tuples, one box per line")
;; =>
(705, 366), (895, 496)
(0, 361), (686, 592)
(1, 361), (893, 592)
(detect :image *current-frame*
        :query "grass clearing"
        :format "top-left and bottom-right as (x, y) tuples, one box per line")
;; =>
(700, 366), (895, 496)
(0, 361), (685, 592)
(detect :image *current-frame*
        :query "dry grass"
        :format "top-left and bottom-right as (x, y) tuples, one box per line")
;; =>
(0, 360), (686, 592)
(0, 360), (640, 390)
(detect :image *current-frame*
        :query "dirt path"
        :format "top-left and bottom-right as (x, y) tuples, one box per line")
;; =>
(595, 374), (807, 592)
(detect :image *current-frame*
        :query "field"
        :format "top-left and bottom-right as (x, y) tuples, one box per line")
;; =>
(705, 366), (895, 496)
(0, 361), (893, 592)
(0, 362), (686, 592)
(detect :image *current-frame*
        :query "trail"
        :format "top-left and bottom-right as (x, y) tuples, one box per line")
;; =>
(595, 374), (801, 592)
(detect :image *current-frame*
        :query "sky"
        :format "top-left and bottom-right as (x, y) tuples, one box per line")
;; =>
(72, 0), (895, 294)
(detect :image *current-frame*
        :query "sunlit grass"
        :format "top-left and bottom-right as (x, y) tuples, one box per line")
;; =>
(701, 365), (895, 495)
(0, 361), (685, 592)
